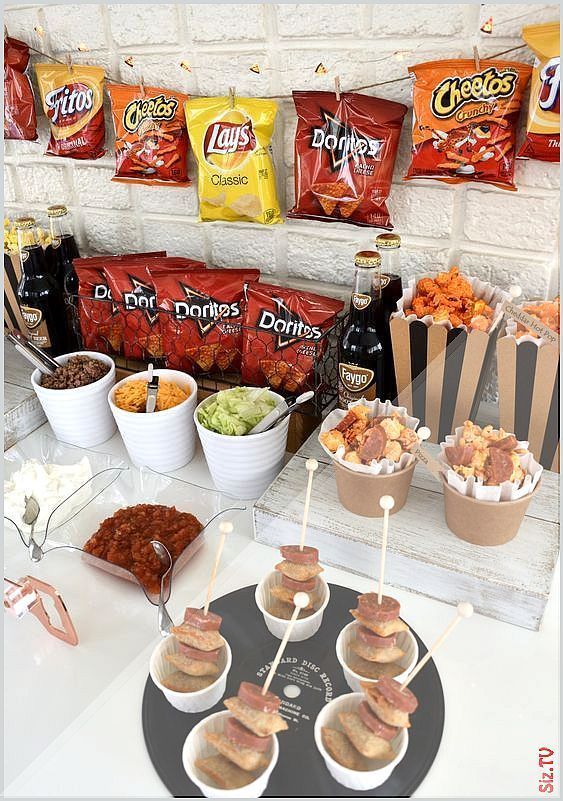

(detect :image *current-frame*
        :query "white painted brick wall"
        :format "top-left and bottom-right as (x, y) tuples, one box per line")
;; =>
(4, 2), (560, 306)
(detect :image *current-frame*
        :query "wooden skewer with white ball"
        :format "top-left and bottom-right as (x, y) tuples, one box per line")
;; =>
(299, 458), (318, 551)
(377, 494), (395, 604)
(409, 426), (444, 479)
(262, 592), (310, 694)
(400, 601), (474, 691)
(203, 520), (233, 616)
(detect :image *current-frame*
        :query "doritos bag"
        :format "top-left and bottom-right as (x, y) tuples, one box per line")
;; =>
(288, 91), (407, 229)
(151, 268), (260, 374)
(241, 283), (344, 393)
(74, 252), (166, 355)
(4, 37), (37, 141)
(107, 83), (191, 185)
(185, 95), (282, 224)
(35, 63), (105, 159)
(405, 59), (531, 190)
(518, 22), (560, 162)
(105, 257), (206, 361)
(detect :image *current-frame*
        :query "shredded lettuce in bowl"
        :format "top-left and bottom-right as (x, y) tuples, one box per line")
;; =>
(197, 387), (278, 436)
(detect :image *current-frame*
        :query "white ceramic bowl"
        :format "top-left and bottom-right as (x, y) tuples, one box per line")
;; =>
(255, 570), (330, 642)
(336, 621), (419, 693)
(31, 351), (116, 448)
(194, 389), (290, 499)
(149, 633), (232, 714)
(108, 369), (198, 472)
(314, 692), (409, 791)
(182, 709), (279, 798)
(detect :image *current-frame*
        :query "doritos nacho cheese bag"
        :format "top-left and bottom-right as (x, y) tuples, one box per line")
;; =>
(4, 37), (37, 141)
(405, 59), (531, 190)
(185, 95), (282, 224)
(107, 83), (191, 184)
(35, 63), (105, 159)
(288, 91), (407, 228)
(518, 22), (560, 162)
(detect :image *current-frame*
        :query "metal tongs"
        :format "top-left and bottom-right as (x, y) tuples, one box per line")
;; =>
(145, 363), (159, 413)
(5, 329), (59, 375)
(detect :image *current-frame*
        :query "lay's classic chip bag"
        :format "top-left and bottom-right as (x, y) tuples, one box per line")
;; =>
(185, 95), (282, 224)
(518, 22), (560, 162)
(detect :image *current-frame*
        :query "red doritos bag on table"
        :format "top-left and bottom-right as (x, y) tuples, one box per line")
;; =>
(241, 283), (344, 393)
(288, 91), (407, 229)
(4, 36), (37, 141)
(105, 257), (205, 361)
(151, 268), (260, 374)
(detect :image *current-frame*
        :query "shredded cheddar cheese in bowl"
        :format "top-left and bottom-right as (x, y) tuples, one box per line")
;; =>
(114, 379), (190, 413)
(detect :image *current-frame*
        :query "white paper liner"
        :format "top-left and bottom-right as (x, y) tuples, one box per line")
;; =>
(319, 398), (420, 475)
(314, 692), (409, 791)
(255, 571), (330, 642)
(336, 622), (418, 693)
(392, 273), (509, 332)
(182, 710), (279, 798)
(504, 303), (559, 348)
(149, 632), (232, 713)
(438, 426), (543, 501)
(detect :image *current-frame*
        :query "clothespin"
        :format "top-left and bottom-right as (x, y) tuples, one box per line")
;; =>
(473, 46), (481, 71)
(139, 75), (146, 99)
(334, 75), (341, 101)
(65, 52), (73, 72)
(229, 86), (236, 109)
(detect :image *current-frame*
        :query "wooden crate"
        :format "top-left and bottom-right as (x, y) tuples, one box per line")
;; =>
(253, 428), (560, 631)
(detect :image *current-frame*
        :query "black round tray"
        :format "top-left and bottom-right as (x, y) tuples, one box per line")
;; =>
(142, 583), (444, 797)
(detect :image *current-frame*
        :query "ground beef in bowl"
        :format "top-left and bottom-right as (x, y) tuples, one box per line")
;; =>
(41, 355), (110, 389)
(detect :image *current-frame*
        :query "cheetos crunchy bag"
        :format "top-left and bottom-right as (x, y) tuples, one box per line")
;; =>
(518, 22), (560, 162)
(405, 59), (531, 190)
(185, 95), (282, 224)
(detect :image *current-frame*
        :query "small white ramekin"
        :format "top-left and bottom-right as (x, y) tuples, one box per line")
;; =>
(149, 633), (232, 714)
(314, 692), (409, 791)
(336, 621), (419, 693)
(255, 570), (330, 642)
(108, 368), (198, 472)
(182, 709), (279, 798)
(31, 351), (116, 448)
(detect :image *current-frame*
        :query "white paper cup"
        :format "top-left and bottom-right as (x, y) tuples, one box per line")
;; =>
(336, 622), (418, 693)
(150, 634), (232, 714)
(255, 570), (330, 642)
(194, 389), (290, 499)
(31, 351), (116, 448)
(182, 710), (279, 798)
(314, 692), (409, 790)
(109, 369), (198, 472)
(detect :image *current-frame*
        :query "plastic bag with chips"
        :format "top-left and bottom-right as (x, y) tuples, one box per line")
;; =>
(4, 36), (37, 141)
(518, 22), (560, 162)
(185, 95), (282, 224)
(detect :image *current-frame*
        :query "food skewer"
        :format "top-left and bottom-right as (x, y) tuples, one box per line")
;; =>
(204, 521), (233, 616)
(299, 458), (319, 551)
(262, 592), (310, 694)
(400, 601), (474, 691)
(377, 495), (395, 604)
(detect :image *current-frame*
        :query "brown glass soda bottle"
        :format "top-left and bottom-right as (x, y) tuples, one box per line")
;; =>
(45, 204), (80, 350)
(375, 232), (403, 402)
(16, 216), (68, 357)
(338, 251), (385, 408)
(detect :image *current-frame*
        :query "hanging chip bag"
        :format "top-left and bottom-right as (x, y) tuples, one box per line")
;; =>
(518, 22), (560, 162)
(4, 36), (37, 141)
(185, 95), (282, 224)
(35, 62), (105, 159)
(107, 83), (191, 184)
(405, 59), (531, 190)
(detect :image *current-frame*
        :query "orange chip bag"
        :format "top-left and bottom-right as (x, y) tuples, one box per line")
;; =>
(405, 59), (531, 190)
(107, 83), (191, 185)
(518, 22), (560, 162)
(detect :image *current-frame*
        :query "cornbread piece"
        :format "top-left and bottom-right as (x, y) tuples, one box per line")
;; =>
(196, 754), (254, 790)
(321, 727), (368, 771)
(347, 652), (404, 681)
(271, 584), (316, 608)
(268, 600), (316, 621)
(361, 678), (418, 728)
(275, 560), (323, 582)
(205, 731), (270, 772)
(170, 623), (224, 651)
(350, 609), (408, 637)
(339, 712), (395, 760)
(165, 652), (220, 677)
(224, 696), (288, 738)
(352, 638), (405, 664)
(160, 672), (215, 693)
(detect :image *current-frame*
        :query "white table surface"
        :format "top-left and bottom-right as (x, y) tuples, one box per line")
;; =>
(4, 423), (560, 798)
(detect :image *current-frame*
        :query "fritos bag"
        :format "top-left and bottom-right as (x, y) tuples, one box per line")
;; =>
(105, 257), (205, 361)
(185, 95), (282, 224)
(518, 22), (560, 162)
(288, 91), (407, 229)
(4, 37), (37, 141)
(405, 59), (531, 190)
(35, 63), (105, 159)
(74, 252), (166, 355)
(107, 83), (191, 185)
(241, 283), (344, 392)
(151, 268), (260, 374)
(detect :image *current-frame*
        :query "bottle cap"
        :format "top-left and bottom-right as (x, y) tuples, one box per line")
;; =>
(376, 233), (401, 249)
(14, 217), (36, 230)
(46, 204), (68, 218)
(354, 250), (381, 268)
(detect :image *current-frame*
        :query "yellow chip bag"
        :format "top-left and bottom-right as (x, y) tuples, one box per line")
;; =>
(185, 95), (282, 225)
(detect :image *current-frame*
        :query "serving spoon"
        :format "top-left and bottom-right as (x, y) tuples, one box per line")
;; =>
(151, 540), (174, 636)
(22, 496), (43, 563)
